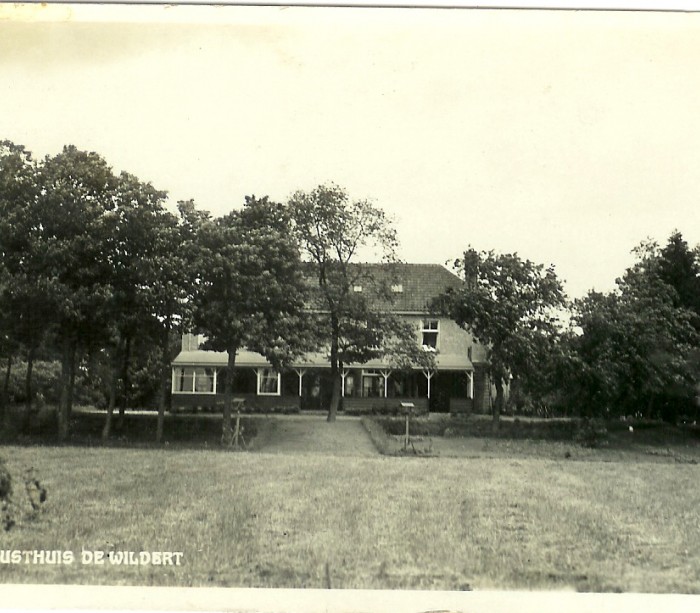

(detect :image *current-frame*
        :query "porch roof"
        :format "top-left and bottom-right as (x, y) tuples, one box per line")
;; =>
(172, 350), (473, 371)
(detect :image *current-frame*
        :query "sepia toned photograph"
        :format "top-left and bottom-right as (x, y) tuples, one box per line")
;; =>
(1, 3), (699, 611)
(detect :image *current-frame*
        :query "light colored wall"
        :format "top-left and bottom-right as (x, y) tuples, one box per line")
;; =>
(399, 315), (488, 363)
(181, 333), (203, 351)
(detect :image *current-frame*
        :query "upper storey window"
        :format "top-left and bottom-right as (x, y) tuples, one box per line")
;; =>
(421, 319), (439, 350)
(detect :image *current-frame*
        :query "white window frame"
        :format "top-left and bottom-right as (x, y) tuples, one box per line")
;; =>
(361, 369), (385, 398)
(172, 366), (217, 395)
(257, 368), (281, 396)
(421, 319), (439, 350)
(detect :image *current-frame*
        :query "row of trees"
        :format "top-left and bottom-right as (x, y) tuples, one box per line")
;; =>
(2, 141), (698, 440)
(437, 233), (700, 427)
(0, 142), (430, 443)
(0, 142), (202, 441)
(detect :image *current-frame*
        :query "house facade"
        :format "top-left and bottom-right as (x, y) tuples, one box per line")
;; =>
(171, 264), (492, 414)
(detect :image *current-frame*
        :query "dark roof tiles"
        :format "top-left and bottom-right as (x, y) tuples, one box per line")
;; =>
(303, 262), (462, 312)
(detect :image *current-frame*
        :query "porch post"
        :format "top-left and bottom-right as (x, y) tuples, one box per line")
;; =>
(380, 370), (391, 398)
(423, 369), (435, 399)
(293, 368), (306, 397)
(341, 369), (350, 397)
(467, 370), (474, 399)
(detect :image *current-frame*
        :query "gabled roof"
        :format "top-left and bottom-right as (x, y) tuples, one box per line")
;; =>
(303, 262), (462, 313)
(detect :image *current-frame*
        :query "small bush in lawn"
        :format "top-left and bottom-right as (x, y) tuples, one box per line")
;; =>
(0, 458), (47, 531)
(0, 459), (12, 530)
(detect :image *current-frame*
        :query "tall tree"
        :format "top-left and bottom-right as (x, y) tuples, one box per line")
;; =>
(100, 172), (171, 440)
(151, 200), (202, 444)
(656, 232), (700, 328)
(34, 146), (118, 441)
(289, 184), (402, 421)
(569, 238), (700, 421)
(0, 141), (51, 429)
(193, 196), (308, 445)
(435, 248), (567, 430)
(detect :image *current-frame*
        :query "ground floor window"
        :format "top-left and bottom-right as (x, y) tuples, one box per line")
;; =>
(387, 371), (421, 398)
(361, 370), (384, 398)
(172, 367), (216, 394)
(257, 368), (281, 395)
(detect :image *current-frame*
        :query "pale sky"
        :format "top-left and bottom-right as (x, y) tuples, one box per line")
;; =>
(1, 4), (699, 298)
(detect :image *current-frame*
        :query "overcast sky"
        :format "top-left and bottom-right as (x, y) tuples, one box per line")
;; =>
(1, 4), (699, 298)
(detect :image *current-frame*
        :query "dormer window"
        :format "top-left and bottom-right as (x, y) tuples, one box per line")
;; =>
(422, 319), (439, 350)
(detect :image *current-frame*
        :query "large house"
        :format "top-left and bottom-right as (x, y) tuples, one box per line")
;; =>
(171, 263), (492, 414)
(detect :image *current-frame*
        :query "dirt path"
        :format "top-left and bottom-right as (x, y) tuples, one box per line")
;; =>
(252, 415), (378, 456)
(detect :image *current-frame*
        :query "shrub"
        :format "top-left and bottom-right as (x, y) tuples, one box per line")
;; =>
(373, 416), (449, 437)
(360, 417), (395, 454)
(0, 457), (47, 531)
(6, 360), (61, 405)
(5, 359), (108, 409)
(373, 414), (599, 444)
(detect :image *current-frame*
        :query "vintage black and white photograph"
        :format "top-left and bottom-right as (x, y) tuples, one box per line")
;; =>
(1, 2), (699, 611)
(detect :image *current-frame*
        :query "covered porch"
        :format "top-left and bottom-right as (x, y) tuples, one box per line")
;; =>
(170, 350), (475, 414)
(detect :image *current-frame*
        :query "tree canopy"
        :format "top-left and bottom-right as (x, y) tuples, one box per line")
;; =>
(193, 196), (309, 444)
(289, 184), (428, 421)
(567, 233), (700, 421)
(435, 248), (567, 429)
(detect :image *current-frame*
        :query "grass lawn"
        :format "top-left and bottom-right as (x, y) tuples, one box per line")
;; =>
(2, 436), (700, 592)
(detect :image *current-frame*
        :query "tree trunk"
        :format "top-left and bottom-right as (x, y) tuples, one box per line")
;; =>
(102, 341), (121, 442)
(24, 344), (35, 429)
(58, 336), (72, 442)
(492, 378), (504, 433)
(645, 395), (655, 420)
(1, 353), (13, 432)
(67, 343), (76, 417)
(156, 318), (172, 444)
(117, 335), (132, 430)
(222, 344), (237, 446)
(327, 314), (340, 422)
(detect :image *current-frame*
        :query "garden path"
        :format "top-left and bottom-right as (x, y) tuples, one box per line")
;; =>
(253, 415), (378, 456)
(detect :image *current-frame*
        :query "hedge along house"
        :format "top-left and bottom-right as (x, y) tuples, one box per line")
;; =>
(171, 263), (492, 414)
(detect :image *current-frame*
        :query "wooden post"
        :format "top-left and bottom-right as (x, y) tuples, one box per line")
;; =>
(423, 369), (434, 399)
(233, 410), (241, 449)
(380, 370), (391, 399)
(294, 368), (306, 397)
(405, 412), (409, 450)
(341, 369), (349, 397)
(401, 402), (414, 451)
(232, 398), (244, 449)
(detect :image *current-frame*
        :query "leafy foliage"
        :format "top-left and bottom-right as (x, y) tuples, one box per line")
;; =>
(289, 185), (426, 420)
(435, 248), (567, 428)
(193, 196), (309, 444)
(567, 233), (700, 421)
(1, 458), (47, 531)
